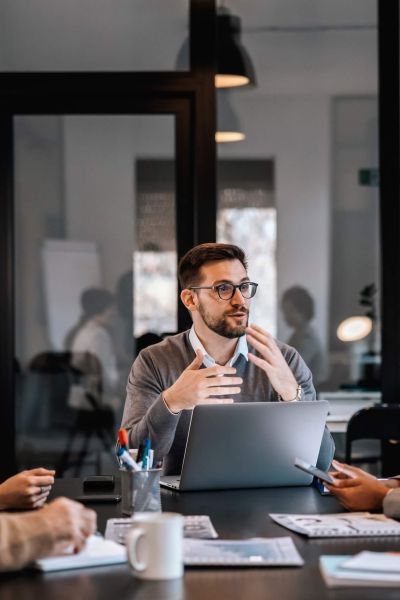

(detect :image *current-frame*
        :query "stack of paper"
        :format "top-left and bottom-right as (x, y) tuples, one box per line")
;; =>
(320, 552), (400, 588)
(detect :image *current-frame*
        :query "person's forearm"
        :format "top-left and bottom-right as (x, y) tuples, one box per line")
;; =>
(123, 394), (181, 462)
(0, 511), (56, 571)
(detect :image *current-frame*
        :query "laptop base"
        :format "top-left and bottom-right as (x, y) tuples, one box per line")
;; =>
(160, 476), (181, 491)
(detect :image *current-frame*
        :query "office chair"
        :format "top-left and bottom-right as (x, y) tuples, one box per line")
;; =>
(58, 351), (117, 476)
(27, 352), (76, 431)
(345, 404), (400, 477)
(29, 351), (116, 476)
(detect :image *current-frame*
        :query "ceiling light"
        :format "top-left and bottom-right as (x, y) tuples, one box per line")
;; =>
(216, 90), (245, 142)
(337, 316), (373, 342)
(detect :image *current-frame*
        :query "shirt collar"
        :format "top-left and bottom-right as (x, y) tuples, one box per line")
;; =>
(189, 325), (248, 368)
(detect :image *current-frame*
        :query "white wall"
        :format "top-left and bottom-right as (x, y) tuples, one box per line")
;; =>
(14, 117), (64, 363)
(63, 115), (175, 291)
(219, 95), (331, 346)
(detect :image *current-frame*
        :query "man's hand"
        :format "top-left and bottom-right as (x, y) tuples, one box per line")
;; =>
(41, 497), (97, 555)
(163, 349), (243, 413)
(245, 324), (298, 400)
(326, 461), (390, 511)
(0, 468), (55, 510)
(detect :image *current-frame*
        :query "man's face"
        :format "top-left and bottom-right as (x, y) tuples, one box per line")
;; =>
(192, 259), (251, 339)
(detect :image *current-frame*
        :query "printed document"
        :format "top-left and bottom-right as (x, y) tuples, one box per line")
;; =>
(183, 537), (303, 566)
(270, 512), (400, 537)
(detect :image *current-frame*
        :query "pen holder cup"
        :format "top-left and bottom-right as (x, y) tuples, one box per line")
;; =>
(120, 468), (162, 516)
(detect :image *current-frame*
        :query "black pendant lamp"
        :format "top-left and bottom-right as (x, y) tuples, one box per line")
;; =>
(175, 7), (256, 89)
(216, 7), (256, 88)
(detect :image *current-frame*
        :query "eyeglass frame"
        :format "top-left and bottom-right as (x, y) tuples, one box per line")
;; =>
(188, 281), (258, 301)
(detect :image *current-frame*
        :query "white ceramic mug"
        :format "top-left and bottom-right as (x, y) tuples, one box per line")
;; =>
(126, 512), (184, 580)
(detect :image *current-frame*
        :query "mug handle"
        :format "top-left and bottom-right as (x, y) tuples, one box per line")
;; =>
(127, 528), (147, 572)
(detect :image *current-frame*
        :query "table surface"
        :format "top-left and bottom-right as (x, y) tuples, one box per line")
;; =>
(0, 478), (399, 600)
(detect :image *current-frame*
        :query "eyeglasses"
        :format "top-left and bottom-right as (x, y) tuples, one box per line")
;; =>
(189, 281), (258, 301)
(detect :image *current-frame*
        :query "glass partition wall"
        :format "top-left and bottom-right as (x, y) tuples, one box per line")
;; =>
(217, 0), (379, 394)
(0, 0), (216, 477)
(216, 0), (379, 464)
(14, 115), (176, 474)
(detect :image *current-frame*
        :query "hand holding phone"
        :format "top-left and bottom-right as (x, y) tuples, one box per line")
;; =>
(294, 457), (335, 485)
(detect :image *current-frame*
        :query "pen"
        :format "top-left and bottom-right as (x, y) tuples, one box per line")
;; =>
(141, 438), (151, 470)
(117, 447), (141, 471)
(137, 441), (145, 463)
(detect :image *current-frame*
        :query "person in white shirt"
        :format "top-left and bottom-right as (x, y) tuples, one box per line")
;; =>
(66, 288), (120, 411)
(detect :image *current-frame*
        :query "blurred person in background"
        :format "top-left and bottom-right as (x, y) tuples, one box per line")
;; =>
(66, 287), (120, 411)
(281, 286), (327, 385)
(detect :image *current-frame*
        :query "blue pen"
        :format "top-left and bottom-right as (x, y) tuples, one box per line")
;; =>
(141, 438), (151, 470)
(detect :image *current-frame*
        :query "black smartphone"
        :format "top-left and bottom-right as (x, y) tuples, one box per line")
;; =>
(83, 475), (115, 491)
(294, 457), (335, 485)
(75, 494), (121, 504)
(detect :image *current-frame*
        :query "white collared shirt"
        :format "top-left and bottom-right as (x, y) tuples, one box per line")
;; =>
(189, 325), (248, 367)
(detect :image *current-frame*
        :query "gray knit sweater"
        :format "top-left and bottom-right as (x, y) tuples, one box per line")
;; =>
(384, 487), (400, 519)
(121, 330), (335, 475)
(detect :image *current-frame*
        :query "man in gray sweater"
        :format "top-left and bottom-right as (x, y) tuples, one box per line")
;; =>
(122, 243), (334, 475)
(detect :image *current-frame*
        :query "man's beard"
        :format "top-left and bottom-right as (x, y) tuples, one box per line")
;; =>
(197, 302), (249, 339)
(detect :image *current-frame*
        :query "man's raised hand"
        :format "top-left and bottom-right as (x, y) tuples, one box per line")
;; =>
(246, 324), (298, 401)
(163, 349), (242, 413)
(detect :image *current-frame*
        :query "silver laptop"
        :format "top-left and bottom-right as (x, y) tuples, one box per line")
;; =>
(160, 401), (329, 491)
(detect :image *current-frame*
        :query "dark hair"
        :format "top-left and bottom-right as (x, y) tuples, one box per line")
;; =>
(81, 288), (114, 318)
(282, 286), (314, 320)
(178, 243), (248, 289)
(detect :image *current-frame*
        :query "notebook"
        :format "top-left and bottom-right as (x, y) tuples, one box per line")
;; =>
(320, 553), (400, 588)
(35, 535), (126, 572)
(270, 512), (400, 537)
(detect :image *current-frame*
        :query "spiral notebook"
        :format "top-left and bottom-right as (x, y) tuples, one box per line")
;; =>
(269, 513), (400, 538)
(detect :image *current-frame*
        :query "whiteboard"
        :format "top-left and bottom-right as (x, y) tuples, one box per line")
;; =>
(42, 239), (101, 349)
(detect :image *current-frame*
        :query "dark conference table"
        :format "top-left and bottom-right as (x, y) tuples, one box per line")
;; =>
(0, 478), (400, 600)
